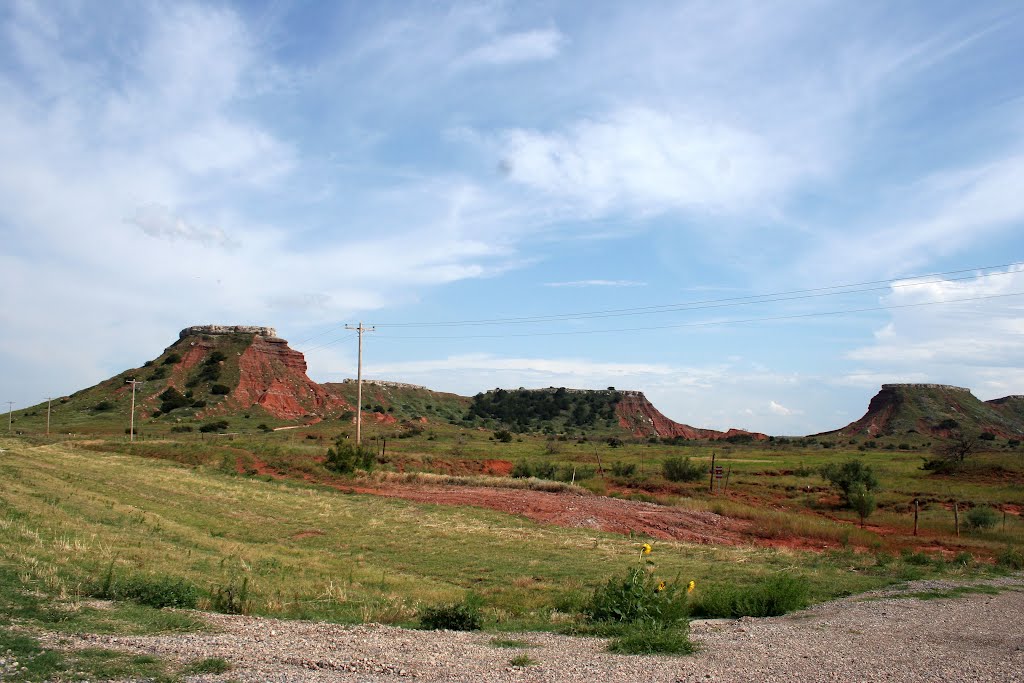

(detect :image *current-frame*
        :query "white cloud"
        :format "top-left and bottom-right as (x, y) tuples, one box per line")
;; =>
(458, 28), (564, 68)
(769, 400), (798, 416)
(128, 204), (238, 248)
(495, 107), (812, 216)
(843, 266), (1024, 397)
(544, 280), (646, 288)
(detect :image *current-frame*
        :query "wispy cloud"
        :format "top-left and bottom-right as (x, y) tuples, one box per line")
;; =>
(128, 204), (239, 248)
(544, 279), (646, 288)
(458, 28), (564, 68)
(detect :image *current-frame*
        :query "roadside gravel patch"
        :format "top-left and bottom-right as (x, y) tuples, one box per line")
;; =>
(36, 575), (1024, 682)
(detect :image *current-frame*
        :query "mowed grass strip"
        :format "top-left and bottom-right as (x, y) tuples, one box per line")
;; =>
(0, 440), (954, 628)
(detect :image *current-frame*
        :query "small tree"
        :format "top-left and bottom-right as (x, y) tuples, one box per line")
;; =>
(819, 459), (879, 507)
(932, 429), (979, 469)
(847, 482), (876, 527)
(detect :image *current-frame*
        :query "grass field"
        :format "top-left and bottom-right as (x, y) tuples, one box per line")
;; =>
(2, 430), (1022, 679)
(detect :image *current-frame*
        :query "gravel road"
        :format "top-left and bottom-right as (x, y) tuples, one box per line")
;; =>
(38, 575), (1024, 683)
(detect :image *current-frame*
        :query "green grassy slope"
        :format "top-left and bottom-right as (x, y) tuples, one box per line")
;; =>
(2, 436), (993, 631)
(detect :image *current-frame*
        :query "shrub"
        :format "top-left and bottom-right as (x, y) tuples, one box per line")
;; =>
(689, 574), (809, 619)
(978, 432), (996, 441)
(92, 567), (198, 609)
(965, 506), (999, 531)
(419, 595), (482, 631)
(148, 366), (167, 380)
(170, 425), (193, 433)
(162, 353), (181, 365)
(210, 384), (231, 395)
(198, 420), (229, 433)
(257, 423), (272, 432)
(93, 400), (115, 412)
(996, 546), (1024, 570)
(610, 461), (636, 477)
(662, 456), (704, 482)
(191, 400), (207, 408)
(206, 351), (227, 364)
(494, 429), (513, 443)
(158, 387), (190, 413)
(325, 438), (375, 474)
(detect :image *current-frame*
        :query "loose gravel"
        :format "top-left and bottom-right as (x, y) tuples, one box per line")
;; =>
(35, 575), (1024, 683)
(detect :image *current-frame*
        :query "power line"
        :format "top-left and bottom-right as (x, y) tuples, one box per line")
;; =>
(369, 291), (1024, 340)
(372, 261), (1024, 328)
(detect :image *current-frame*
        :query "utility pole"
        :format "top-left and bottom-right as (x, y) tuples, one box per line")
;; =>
(344, 322), (374, 445)
(126, 379), (143, 442)
(5, 401), (12, 433)
(46, 397), (52, 437)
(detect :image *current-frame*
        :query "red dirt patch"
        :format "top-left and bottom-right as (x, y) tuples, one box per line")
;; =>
(340, 482), (767, 546)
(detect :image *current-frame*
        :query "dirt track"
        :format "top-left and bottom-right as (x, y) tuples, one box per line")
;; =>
(42, 575), (1024, 682)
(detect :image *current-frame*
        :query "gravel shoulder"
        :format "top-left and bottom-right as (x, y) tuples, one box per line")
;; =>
(37, 574), (1024, 683)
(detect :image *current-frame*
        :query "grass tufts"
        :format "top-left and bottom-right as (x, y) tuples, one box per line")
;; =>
(690, 573), (809, 619)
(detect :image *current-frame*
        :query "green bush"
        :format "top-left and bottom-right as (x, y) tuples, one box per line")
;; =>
(996, 546), (1024, 570)
(198, 420), (229, 433)
(607, 622), (694, 655)
(162, 353), (181, 365)
(325, 438), (375, 474)
(585, 566), (688, 626)
(662, 456), (704, 482)
(419, 596), (482, 631)
(169, 425), (193, 433)
(210, 384), (231, 395)
(494, 429), (513, 443)
(690, 574), (808, 619)
(610, 461), (636, 477)
(964, 506), (999, 530)
(158, 387), (190, 413)
(92, 567), (198, 609)
(93, 400), (115, 412)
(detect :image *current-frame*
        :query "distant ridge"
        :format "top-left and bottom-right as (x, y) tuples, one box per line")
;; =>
(826, 383), (1024, 438)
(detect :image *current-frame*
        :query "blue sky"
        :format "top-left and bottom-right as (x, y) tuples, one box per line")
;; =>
(2, 0), (1023, 434)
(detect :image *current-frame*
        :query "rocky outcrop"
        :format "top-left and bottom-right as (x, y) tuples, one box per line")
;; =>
(615, 392), (767, 441)
(230, 336), (347, 419)
(180, 325), (277, 338)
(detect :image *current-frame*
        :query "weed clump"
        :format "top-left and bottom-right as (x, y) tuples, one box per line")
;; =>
(964, 506), (999, 531)
(689, 574), (809, 619)
(996, 546), (1024, 570)
(584, 543), (694, 655)
(91, 564), (199, 609)
(419, 595), (483, 631)
(211, 577), (250, 614)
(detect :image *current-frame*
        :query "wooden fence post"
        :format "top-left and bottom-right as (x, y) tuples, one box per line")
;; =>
(913, 498), (919, 536)
(953, 501), (960, 537)
(709, 451), (716, 494)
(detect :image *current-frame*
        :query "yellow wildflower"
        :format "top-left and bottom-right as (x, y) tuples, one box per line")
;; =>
(639, 542), (652, 557)
(687, 580), (696, 593)
(656, 581), (666, 592)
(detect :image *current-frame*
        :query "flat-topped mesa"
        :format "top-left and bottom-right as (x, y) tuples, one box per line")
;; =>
(180, 325), (278, 339)
(881, 383), (971, 392)
(343, 379), (427, 391)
